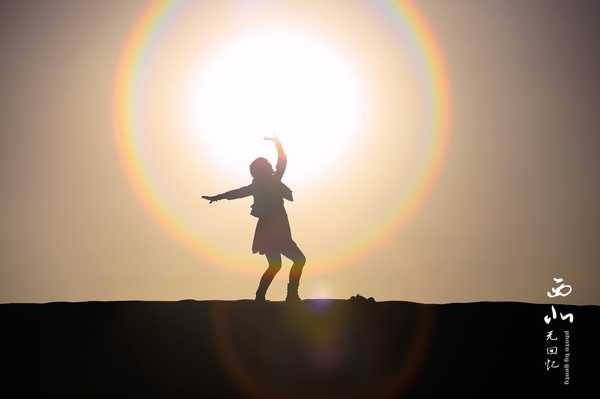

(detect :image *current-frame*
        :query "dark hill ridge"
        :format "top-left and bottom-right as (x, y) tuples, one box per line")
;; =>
(1, 299), (595, 397)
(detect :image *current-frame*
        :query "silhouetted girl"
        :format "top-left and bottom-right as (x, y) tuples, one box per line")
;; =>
(203, 136), (306, 302)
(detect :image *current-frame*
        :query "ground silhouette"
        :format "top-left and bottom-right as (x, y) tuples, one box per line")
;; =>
(1, 299), (594, 397)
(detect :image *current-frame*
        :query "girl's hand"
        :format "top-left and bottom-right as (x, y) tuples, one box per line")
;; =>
(263, 135), (281, 146)
(202, 195), (219, 204)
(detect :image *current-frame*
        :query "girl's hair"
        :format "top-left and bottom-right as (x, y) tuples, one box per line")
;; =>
(249, 157), (273, 180)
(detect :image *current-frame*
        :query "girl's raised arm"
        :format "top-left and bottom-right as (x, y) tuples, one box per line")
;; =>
(264, 135), (286, 180)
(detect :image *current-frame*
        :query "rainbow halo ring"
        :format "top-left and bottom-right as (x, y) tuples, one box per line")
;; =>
(114, 0), (451, 273)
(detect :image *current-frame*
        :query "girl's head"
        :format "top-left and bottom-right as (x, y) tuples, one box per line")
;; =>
(249, 157), (273, 180)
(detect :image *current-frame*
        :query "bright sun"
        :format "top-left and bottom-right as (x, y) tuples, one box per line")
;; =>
(187, 31), (364, 183)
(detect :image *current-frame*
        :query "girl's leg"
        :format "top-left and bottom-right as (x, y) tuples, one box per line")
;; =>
(255, 252), (282, 301)
(282, 243), (306, 301)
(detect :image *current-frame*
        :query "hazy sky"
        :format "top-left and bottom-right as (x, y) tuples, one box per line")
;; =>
(1, 0), (599, 304)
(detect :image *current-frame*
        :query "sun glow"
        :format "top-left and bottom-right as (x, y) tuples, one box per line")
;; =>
(186, 31), (364, 182)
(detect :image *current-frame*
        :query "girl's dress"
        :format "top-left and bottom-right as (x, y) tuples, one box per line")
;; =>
(221, 154), (296, 255)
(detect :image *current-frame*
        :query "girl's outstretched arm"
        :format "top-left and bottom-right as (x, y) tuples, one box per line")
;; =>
(264, 135), (286, 180)
(202, 184), (253, 204)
